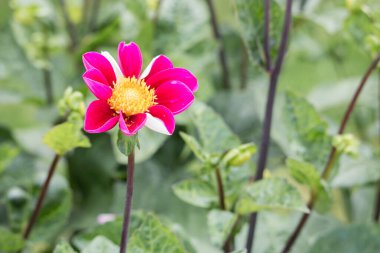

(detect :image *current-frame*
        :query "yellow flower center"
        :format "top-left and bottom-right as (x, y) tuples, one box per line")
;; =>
(108, 77), (156, 116)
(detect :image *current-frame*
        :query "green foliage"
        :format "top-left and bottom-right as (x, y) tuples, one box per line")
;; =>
(284, 91), (332, 170)
(128, 213), (188, 253)
(189, 102), (240, 155)
(235, 0), (283, 68)
(0, 226), (24, 252)
(82, 236), (118, 253)
(236, 178), (308, 214)
(309, 224), (380, 253)
(179, 132), (208, 162)
(0, 142), (19, 174)
(207, 210), (238, 248)
(172, 179), (217, 208)
(73, 212), (188, 253)
(53, 242), (77, 253)
(43, 122), (91, 155)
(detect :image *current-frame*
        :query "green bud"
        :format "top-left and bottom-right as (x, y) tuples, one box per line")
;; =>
(333, 133), (359, 156)
(222, 143), (256, 166)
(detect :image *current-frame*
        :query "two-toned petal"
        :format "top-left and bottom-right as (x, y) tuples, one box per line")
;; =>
(145, 105), (175, 135)
(145, 68), (198, 92)
(155, 81), (194, 115)
(119, 113), (147, 136)
(118, 42), (142, 78)
(84, 100), (119, 133)
(140, 55), (173, 80)
(82, 52), (116, 85)
(83, 69), (113, 100)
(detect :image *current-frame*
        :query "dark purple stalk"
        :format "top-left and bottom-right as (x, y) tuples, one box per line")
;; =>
(205, 0), (231, 90)
(23, 154), (61, 239)
(246, 0), (293, 252)
(280, 52), (380, 253)
(215, 168), (226, 210)
(264, 0), (271, 72)
(119, 151), (135, 253)
(42, 67), (53, 105)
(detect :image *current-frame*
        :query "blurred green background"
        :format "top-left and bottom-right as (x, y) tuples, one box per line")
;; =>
(0, 0), (380, 252)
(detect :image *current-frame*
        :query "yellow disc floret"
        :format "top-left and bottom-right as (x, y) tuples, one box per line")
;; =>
(108, 77), (156, 116)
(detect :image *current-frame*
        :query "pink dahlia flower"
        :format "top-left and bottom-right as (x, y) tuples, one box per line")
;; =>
(82, 41), (197, 136)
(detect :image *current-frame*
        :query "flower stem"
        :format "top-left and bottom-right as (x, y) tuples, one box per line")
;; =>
(119, 150), (135, 253)
(204, 0), (231, 90)
(23, 154), (61, 239)
(280, 52), (380, 253)
(246, 0), (293, 252)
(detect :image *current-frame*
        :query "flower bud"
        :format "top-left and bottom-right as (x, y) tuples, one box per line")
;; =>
(222, 143), (256, 167)
(332, 133), (359, 156)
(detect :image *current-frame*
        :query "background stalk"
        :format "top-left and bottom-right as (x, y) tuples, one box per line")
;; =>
(119, 150), (135, 253)
(204, 0), (231, 90)
(23, 154), (61, 239)
(280, 52), (380, 253)
(246, 0), (294, 252)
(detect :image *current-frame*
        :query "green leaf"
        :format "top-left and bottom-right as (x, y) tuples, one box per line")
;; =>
(236, 178), (308, 214)
(284, 91), (332, 170)
(207, 210), (238, 248)
(309, 224), (380, 253)
(221, 143), (256, 166)
(172, 179), (217, 208)
(332, 159), (380, 187)
(235, 0), (284, 69)
(127, 213), (188, 253)
(0, 142), (19, 174)
(43, 122), (91, 155)
(117, 131), (140, 157)
(82, 236), (118, 253)
(0, 226), (24, 252)
(53, 242), (77, 253)
(287, 158), (322, 191)
(179, 132), (208, 162)
(189, 101), (240, 155)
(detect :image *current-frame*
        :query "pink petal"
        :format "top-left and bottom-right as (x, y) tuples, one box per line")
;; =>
(155, 81), (194, 115)
(84, 100), (118, 133)
(118, 41), (142, 78)
(118, 113), (147, 136)
(140, 55), (173, 80)
(145, 68), (198, 92)
(83, 69), (113, 100)
(82, 52), (116, 86)
(145, 105), (175, 135)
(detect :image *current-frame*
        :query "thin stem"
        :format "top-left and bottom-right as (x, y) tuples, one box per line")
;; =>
(280, 53), (380, 253)
(119, 151), (135, 253)
(215, 168), (226, 210)
(246, 1), (293, 252)
(205, 0), (231, 90)
(42, 68), (53, 105)
(88, 0), (101, 32)
(23, 154), (61, 239)
(58, 0), (78, 51)
(264, 0), (271, 72)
